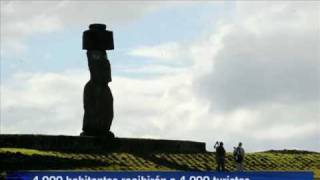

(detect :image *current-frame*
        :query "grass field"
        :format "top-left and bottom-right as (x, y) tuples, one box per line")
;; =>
(0, 148), (319, 178)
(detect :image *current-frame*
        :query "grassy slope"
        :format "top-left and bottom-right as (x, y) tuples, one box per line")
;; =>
(0, 148), (319, 178)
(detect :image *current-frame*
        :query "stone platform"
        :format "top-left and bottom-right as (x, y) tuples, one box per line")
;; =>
(0, 134), (206, 153)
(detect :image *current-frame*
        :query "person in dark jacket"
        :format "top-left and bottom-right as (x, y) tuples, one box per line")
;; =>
(233, 142), (245, 171)
(214, 141), (226, 171)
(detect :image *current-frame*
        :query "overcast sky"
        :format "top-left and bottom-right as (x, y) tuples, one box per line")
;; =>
(1, 1), (319, 152)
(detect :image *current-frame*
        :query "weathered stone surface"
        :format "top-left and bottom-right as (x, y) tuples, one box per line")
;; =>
(81, 24), (115, 137)
(82, 51), (114, 136)
(0, 135), (206, 153)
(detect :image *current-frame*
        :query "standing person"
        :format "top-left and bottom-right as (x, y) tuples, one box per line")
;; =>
(233, 142), (245, 171)
(214, 141), (226, 172)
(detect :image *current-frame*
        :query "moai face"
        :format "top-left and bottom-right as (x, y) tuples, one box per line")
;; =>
(87, 51), (111, 84)
(87, 50), (106, 61)
(83, 24), (113, 84)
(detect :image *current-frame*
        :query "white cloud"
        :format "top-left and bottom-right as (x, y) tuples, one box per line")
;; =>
(15, 15), (62, 35)
(128, 42), (184, 60)
(193, 2), (320, 111)
(0, 1), (168, 56)
(116, 64), (188, 75)
(1, 70), (88, 135)
(189, 2), (320, 150)
(2, 65), (319, 152)
(1, 1), (64, 56)
(1, 68), (200, 140)
(1, 1), (319, 152)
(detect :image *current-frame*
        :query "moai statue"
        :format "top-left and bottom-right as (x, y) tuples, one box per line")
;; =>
(81, 24), (115, 138)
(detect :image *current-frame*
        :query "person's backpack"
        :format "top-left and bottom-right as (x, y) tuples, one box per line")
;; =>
(234, 147), (243, 163)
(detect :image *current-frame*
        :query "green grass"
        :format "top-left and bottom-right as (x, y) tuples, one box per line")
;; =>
(1, 148), (319, 178)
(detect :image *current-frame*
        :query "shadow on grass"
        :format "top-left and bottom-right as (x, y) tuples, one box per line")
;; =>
(0, 152), (108, 170)
(134, 153), (202, 171)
